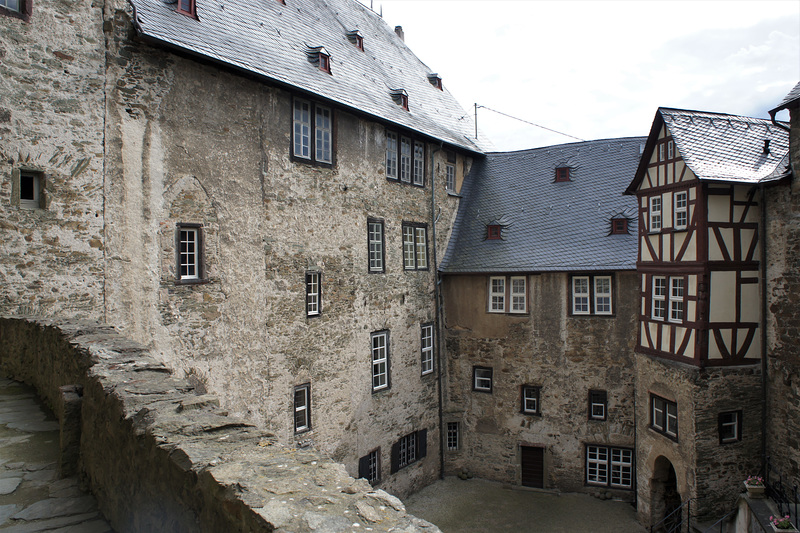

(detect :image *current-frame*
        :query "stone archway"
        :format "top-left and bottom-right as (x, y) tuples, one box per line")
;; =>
(651, 455), (682, 532)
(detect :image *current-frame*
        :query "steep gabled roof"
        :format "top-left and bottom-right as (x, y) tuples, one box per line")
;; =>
(440, 137), (646, 274)
(769, 81), (800, 115)
(626, 108), (790, 194)
(128, 0), (488, 153)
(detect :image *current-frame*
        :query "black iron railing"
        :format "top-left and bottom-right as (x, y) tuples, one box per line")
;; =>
(762, 456), (799, 529)
(699, 508), (736, 533)
(650, 498), (693, 533)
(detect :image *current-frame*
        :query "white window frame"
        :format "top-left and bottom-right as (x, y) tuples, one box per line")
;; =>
(649, 196), (662, 232)
(652, 276), (667, 320)
(402, 223), (428, 270)
(413, 141), (425, 186)
(586, 445), (608, 486)
(371, 331), (389, 392)
(178, 226), (200, 281)
(385, 131), (398, 179)
(445, 163), (455, 191)
(293, 383), (311, 433)
(674, 191), (688, 230)
(510, 276), (527, 313)
(489, 277), (506, 313)
(293, 98), (332, 165)
(587, 445), (633, 489)
(669, 277), (685, 323)
(667, 140), (674, 159)
(594, 276), (612, 315)
(367, 219), (384, 273)
(446, 422), (459, 451)
(610, 448), (633, 488)
(651, 395), (678, 439)
(522, 385), (540, 415)
(306, 272), (321, 317)
(572, 276), (590, 315)
(293, 99), (311, 160)
(421, 323), (434, 375)
(400, 136), (412, 183)
(314, 105), (332, 164)
(719, 411), (741, 444)
(398, 432), (418, 468)
(589, 390), (607, 421)
(473, 366), (493, 393)
(365, 449), (380, 484)
(658, 143), (665, 162)
(0, 0), (21, 11)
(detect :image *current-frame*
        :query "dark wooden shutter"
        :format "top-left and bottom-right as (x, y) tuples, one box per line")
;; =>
(521, 446), (544, 488)
(390, 440), (400, 474)
(358, 454), (369, 480)
(418, 429), (427, 459)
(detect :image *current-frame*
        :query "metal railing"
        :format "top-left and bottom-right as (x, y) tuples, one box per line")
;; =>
(650, 498), (693, 533)
(762, 456), (799, 529)
(699, 508), (736, 533)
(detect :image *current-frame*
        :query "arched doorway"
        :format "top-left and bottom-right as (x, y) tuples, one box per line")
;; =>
(651, 456), (682, 532)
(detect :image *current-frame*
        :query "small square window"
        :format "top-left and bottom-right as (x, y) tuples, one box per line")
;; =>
(521, 385), (540, 415)
(176, 0), (196, 17)
(719, 411), (742, 444)
(611, 218), (628, 235)
(18, 172), (44, 209)
(589, 390), (607, 421)
(473, 366), (493, 393)
(487, 225), (502, 240)
(555, 167), (571, 182)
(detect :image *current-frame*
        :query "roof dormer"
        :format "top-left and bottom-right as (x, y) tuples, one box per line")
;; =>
(555, 166), (571, 182)
(306, 46), (331, 74)
(427, 73), (443, 90)
(390, 88), (409, 111)
(346, 30), (364, 51)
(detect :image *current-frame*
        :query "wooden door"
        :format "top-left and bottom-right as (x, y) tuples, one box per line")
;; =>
(521, 445), (544, 488)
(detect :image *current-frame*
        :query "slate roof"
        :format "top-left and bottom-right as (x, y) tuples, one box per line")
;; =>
(128, 0), (488, 153)
(770, 81), (800, 114)
(627, 108), (790, 194)
(440, 137), (646, 274)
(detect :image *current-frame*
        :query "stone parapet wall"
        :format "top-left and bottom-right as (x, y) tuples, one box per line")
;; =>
(0, 317), (440, 533)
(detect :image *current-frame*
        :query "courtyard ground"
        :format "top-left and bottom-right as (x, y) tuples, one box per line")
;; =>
(404, 477), (647, 533)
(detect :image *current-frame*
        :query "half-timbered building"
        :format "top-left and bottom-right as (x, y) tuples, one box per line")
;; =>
(625, 108), (790, 524)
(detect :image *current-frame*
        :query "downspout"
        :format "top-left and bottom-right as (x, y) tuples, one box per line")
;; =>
(759, 184), (768, 465)
(430, 142), (445, 480)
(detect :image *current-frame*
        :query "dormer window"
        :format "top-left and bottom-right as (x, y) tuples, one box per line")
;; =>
(555, 167), (571, 182)
(391, 89), (409, 111)
(347, 30), (364, 51)
(427, 73), (443, 90)
(306, 46), (332, 75)
(176, 0), (196, 17)
(487, 225), (502, 240)
(611, 218), (628, 235)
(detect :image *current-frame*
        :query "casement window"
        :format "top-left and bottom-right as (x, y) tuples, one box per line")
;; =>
(488, 276), (527, 313)
(14, 170), (44, 209)
(176, 0), (196, 17)
(317, 51), (331, 74)
(176, 224), (204, 283)
(571, 275), (613, 315)
(1, 0), (30, 20)
(521, 385), (540, 415)
(674, 191), (688, 230)
(588, 390), (607, 421)
(371, 330), (390, 392)
(446, 422), (459, 451)
(658, 144), (665, 162)
(445, 163), (455, 191)
(487, 225), (502, 240)
(719, 411), (742, 444)
(667, 140), (674, 159)
(649, 196), (662, 232)
(402, 223), (428, 270)
(420, 323), (434, 375)
(305, 272), (321, 317)
(586, 445), (633, 489)
(473, 366), (493, 393)
(293, 98), (333, 166)
(611, 218), (628, 235)
(293, 383), (311, 433)
(669, 278), (685, 322)
(390, 429), (427, 473)
(555, 167), (571, 182)
(386, 131), (425, 186)
(652, 276), (667, 320)
(651, 394), (678, 440)
(358, 448), (380, 484)
(367, 219), (385, 273)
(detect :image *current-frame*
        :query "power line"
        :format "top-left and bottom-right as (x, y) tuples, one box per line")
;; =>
(475, 104), (585, 142)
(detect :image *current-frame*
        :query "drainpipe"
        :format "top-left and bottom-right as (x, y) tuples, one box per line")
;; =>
(759, 184), (768, 466)
(430, 142), (445, 480)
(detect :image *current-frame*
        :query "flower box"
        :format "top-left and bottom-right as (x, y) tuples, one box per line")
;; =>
(744, 481), (765, 498)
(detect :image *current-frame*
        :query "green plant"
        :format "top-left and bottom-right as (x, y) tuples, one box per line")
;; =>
(770, 515), (794, 530)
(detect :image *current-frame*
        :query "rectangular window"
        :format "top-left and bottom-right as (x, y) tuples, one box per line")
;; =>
(445, 163), (455, 191)
(488, 277), (506, 313)
(510, 276), (527, 313)
(293, 99), (311, 159)
(669, 278), (685, 323)
(294, 383), (311, 433)
(402, 223), (428, 270)
(385, 132), (398, 179)
(586, 445), (633, 489)
(652, 276), (667, 320)
(473, 366), (493, 393)
(367, 219), (385, 273)
(391, 430), (427, 473)
(658, 144), (665, 162)
(177, 224), (203, 282)
(667, 140), (674, 159)
(446, 422), (459, 451)
(358, 448), (381, 485)
(293, 99), (334, 166)
(589, 390), (607, 421)
(651, 395), (678, 439)
(371, 331), (390, 392)
(611, 218), (628, 235)
(0, 0), (20, 12)
(413, 141), (425, 186)
(572, 275), (613, 315)
(650, 196), (662, 232)
(521, 385), (540, 415)
(674, 191), (688, 230)
(719, 410), (742, 444)
(17, 171), (44, 210)
(176, 0), (196, 17)
(420, 323), (434, 375)
(400, 136), (412, 183)
(315, 106), (332, 163)
(306, 272), (321, 317)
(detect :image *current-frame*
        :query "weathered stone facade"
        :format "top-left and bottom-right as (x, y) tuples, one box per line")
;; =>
(441, 271), (639, 497)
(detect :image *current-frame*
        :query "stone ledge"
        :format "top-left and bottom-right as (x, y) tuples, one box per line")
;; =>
(0, 317), (441, 533)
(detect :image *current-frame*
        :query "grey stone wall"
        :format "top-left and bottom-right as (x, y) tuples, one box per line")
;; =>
(0, 317), (440, 533)
(441, 271), (638, 497)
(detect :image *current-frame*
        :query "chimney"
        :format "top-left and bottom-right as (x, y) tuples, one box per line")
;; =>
(395, 25), (404, 41)
(763, 139), (770, 154)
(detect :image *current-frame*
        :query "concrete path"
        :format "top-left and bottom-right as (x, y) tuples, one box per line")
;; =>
(405, 477), (647, 533)
(0, 377), (114, 532)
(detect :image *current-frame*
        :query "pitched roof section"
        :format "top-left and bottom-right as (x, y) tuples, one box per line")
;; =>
(440, 137), (646, 274)
(129, 0), (488, 153)
(627, 108), (790, 193)
(769, 81), (800, 114)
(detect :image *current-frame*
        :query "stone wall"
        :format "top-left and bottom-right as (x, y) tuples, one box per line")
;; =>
(0, 317), (440, 533)
(441, 271), (638, 497)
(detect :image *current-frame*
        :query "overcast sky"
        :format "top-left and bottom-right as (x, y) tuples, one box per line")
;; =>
(361, 1), (800, 152)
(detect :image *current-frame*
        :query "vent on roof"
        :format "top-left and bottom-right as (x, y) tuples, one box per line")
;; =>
(764, 139), (771, 155)
(390, 88), (409, 111)
(395, 25), (404, 41)
(346, 30), (364, 51)
(427, 73), (443, 90)
(306, 46), (331, 74)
